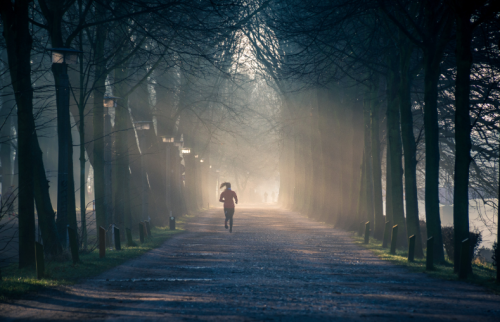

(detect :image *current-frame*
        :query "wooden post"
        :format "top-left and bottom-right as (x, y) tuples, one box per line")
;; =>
(169, 216), (176, 230)
(143, 222), (148, 238)
(390, 225), (398, 255)
(139, 223), (144, 243)
(426, 237), (434, 270)
(114, 226), (121, 251)
(99, 226), (106, 258)
(382, 221), (391, 248)
(364, 221), (370, 244)
(126, 228), (136, 246)
(459, 238), (470, 279)
(145, 221), (151, 237)
(408, 235), (415, 262)
(67, 226), (79, 264)
(35, 242), (44, 279)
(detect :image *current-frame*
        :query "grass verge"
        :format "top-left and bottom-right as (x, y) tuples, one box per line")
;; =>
(0, 217), (188, 301)
(352, 234), (499, 294)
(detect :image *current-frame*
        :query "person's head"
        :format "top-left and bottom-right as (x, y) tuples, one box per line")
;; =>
(220, 182), (231, 190)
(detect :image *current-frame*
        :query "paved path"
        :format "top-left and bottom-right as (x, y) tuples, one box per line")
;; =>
(1, 207), (499, 321)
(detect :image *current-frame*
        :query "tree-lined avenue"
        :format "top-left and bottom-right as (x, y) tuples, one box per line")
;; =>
(0, 207), (498, 321)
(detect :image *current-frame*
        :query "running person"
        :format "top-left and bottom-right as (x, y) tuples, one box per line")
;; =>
(219, 182), (238, 233)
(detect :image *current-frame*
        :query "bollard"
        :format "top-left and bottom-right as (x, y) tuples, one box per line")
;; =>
(35, 242), (45, 279)
(364, 221), (370, 244)
(390, 225), (398, 255)
(67, 226), (80, 264)
(143, 222), (148, 238)
(459, 238), (470, 279)
(126, 228), (136, 246)
(139, 223), (145, 243)
(426, 237), (434, 270)
(99, 226), (106, 258)
(114, 226), (121, 251)
(145, 221), (151, 237)
(382, 221), (391, 248)
(169, 216), (176, 230)
(408, 235), (416, 262)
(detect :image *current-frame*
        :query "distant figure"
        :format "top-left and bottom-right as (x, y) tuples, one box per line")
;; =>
(219, 182), (238, 233)
(271, 191), (275, 203)
(264, 192), (268, 203)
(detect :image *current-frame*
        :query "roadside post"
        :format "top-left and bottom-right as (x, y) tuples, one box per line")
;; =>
(390, 225), (398, 255)
(408, 235), (415, 262)
(459, 238), (470, 279)
(426, 237), (434, 270)
(382, 221), (391, 248)
(139, 222), (145, 243)
(114, 226), (121, 250)
(169, 214), (176, 230)
(68, 226), (80, 264)
(364, 221), (370, 244)
(99, 226), (106, 258)
(126, 228), (136, 246)
(145, 221), (151, 237)
(35, 242), (45, 279)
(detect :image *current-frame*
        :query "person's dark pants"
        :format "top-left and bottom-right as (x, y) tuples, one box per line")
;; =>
(224, 208), (235, 231)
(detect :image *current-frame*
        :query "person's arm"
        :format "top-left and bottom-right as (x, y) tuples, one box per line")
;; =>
(234, 191), (238, 204)
(219, 192), (224, 203)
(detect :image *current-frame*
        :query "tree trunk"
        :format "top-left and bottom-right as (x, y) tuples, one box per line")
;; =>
(1, 0), (36, 268)
(310, 89), (325, 220)
(371, 79), (384, 239)
(423, 50), (446, 263)
(387, 56), (407, 247)
(293, 123), (305, 212)
(385, 141), (393, 225)
(399, 41), (424, 258)
(452, 6), (473, 272)
(363, 93), (374, 224)
(32, 133), (62, 256)
(92, 9), (108, 239)
(348, 98), (364, 230)
(316, 88), (331, 220)
(77, 0), (87, 250)
(128, 125), (142, 227)
(1, 51), (13, 196)
(113, 65), (131, 237)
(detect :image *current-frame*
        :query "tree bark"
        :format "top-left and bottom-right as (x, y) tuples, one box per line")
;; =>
(399, 41), (424, 258)
(363, 94), (374, 224)
(348, 98), (364, 230)
(113, 65), (131, 237)
(423, 48), (446, 263)
(452, 2), (473, 272)
(370, 79), (384, 239)
(387, 55), (407, 247)
(92, 6), (109, 239)
(421, 6), (453, 264)
(1, 0), (36, 268)
(1, 51), (13, 195)
(310, 90), (325, 219)
(385, 140), (393, 225)
(32, 133), (62, 256)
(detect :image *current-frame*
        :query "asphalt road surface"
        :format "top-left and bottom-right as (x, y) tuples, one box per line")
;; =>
(1, 206), (499, 321)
